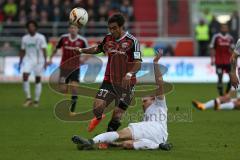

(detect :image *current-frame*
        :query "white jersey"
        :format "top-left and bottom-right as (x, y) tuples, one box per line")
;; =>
(21, 33), (47, 63)
(143, 97), (168, 138)
(128, 97), (168, 149)
(234, 38), (240, 55)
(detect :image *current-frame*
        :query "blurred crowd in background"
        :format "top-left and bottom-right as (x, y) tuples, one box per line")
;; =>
(0, 0), (240, 57)
(0, 0), (134, 24)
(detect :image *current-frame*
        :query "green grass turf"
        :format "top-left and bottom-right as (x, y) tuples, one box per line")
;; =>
(0, 83), (239, 160)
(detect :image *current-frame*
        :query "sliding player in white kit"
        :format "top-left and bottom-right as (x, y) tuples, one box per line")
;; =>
(19, 20), (47, 107)
(72, 50), (172, 150)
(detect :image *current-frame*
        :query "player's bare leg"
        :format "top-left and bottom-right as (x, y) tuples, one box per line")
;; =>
(59, 83), (68, 94)
(88, 98), (107, 132)
(109, 140), (134, 149)
(121, 140), (134, 149)
(33, 76), (42, 107)
(234, 99), (240, 110)
(214, 94), (231, 110)
(107, 140), (134, 149)
(23, 72), (32, 107)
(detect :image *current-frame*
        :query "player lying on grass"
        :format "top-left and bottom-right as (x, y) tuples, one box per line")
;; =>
(71, 51), (172, 150)
(192, 90), (240, 110)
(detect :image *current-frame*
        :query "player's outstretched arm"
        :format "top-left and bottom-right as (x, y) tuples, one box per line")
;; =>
(210, 48), (215, 66)
(153, 49), (164, 100)
(230, 51), (239, 89)
(75, 46), (99, 55)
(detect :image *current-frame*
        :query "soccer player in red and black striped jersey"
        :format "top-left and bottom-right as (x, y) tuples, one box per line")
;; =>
(75, 13), (142, 138)
(49, 24), (88, 114)
(210, 24), (234, 96)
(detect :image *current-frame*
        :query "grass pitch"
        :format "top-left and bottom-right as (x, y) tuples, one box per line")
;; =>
(0, 83), (239, 160)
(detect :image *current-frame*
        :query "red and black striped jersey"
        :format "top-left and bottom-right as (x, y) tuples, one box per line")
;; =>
(210, 33), (234, 65)
(97, 32), (142, 85)
(56, 34), (88, 69)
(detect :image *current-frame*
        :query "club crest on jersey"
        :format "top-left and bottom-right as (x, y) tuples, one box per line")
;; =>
(64, 41), (69, 45)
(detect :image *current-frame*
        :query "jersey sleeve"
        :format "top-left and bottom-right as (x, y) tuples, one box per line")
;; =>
(154, 96), (167, 108)
(234, 39), (240, 55)
(209, 34), (217, 49)
(132, 39), (142, 61)
(56, 37), (64, 49)
(21, 37), (26, 50)
(40, 36), (47, 49)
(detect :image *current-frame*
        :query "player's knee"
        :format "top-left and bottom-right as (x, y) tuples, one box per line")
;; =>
(235, 105), (240, 110)
(59, 84), (67, 93)
(35, 76), (41, 83)
(69, 81), (79, 95)
(234, 101), (240, 110)
(94, 99), (106, 108)
(219, 95), (231, 103)
(122, 141), (133, 149)
(117, 128), (132, 139)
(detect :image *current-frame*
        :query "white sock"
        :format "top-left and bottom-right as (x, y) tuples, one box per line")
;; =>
(219, 102), (235, 110)
(92, 132), (119, 144)
(23, 81), (31, 99)
(35, 83), (42, 102)
(204, 99), (215, 109)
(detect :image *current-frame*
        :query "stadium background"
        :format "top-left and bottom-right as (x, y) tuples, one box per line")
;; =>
(1, 0), (240, 82)
(1, 0), (240, 160)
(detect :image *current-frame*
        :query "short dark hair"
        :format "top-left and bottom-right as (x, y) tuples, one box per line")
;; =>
(108, 13), (125, 27)
(26, 20), (38, 28)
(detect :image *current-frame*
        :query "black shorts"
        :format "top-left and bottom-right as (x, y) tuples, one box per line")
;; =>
(59, 68), (80, 84)
(95, 81), (135, 110)
(216, 64), (231, 74)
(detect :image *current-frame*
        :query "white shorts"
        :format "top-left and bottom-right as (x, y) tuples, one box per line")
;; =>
(128, 121), (167, 150)
(22, 60), (44, 76)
